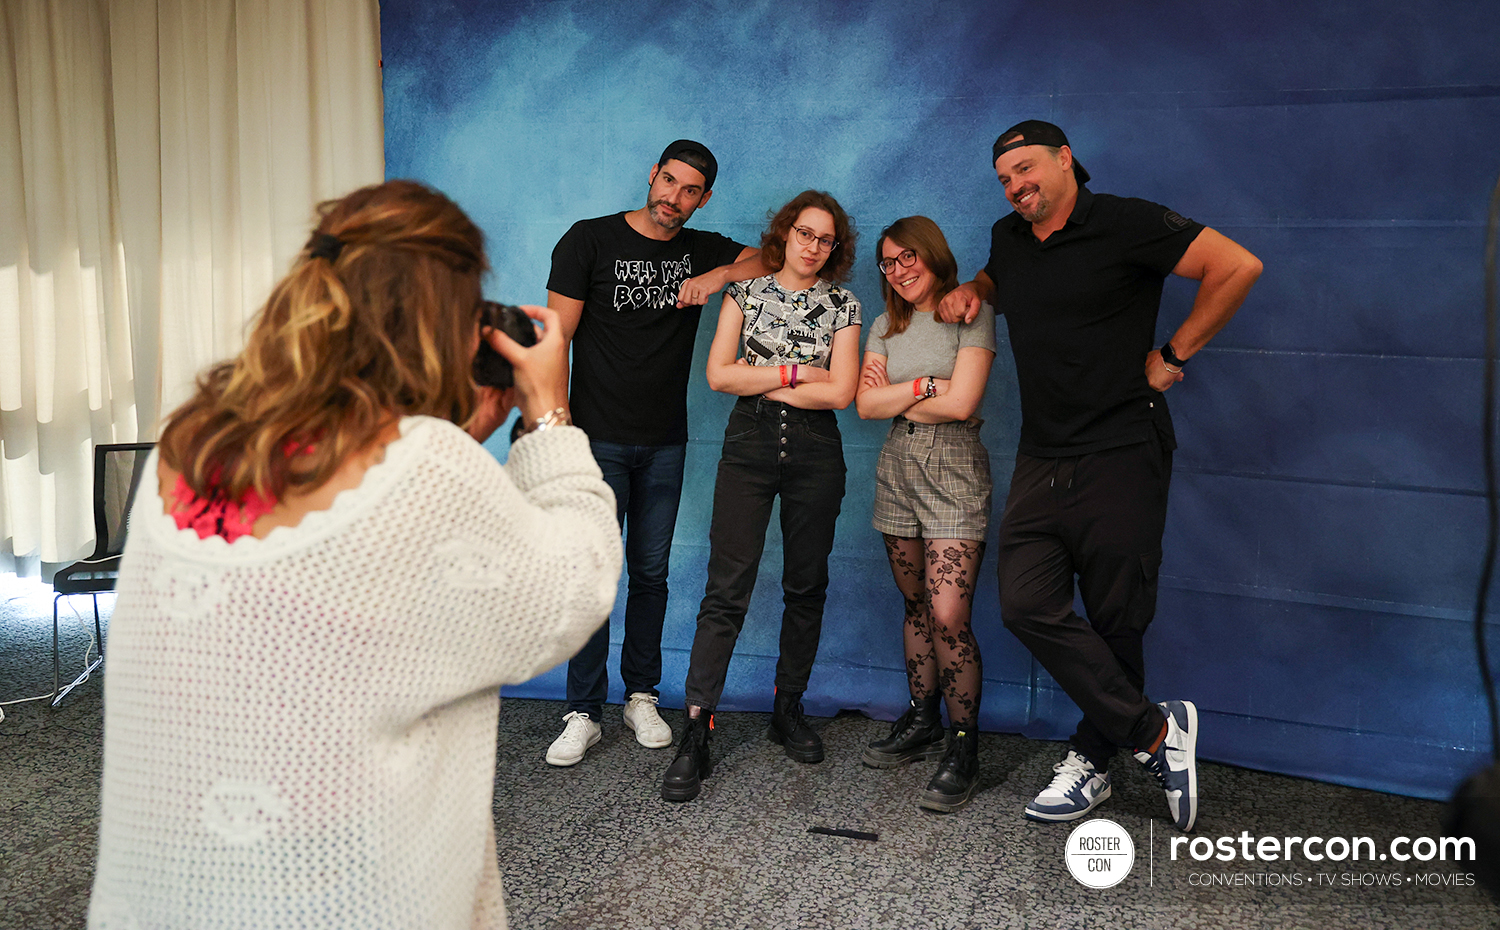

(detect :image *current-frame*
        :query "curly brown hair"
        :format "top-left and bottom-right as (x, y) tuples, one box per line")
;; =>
(158, 180), (488, 505)
(758, 190), (856, 283)
(877, 216), (960, 338)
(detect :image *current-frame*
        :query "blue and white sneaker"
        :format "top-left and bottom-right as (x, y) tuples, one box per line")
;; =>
(1024, 750), (1112, 822)
(1134, 700), (1199, 832)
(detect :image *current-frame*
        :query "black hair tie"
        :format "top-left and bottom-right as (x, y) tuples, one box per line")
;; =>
(307, 231), (345, 263)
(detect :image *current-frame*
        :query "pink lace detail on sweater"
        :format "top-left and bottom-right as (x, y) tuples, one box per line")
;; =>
(170, 476), (277, 542)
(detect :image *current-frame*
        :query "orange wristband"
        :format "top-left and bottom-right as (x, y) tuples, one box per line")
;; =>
(913, 378), (922, 398)
(780, 365), (788, 387)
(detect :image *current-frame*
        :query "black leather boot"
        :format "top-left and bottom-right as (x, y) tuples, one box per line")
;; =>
(862, 694), (947, 768)
(661, 712), (713, 802)
(767, 689), (824, 763)
(918, 724), (980, 812)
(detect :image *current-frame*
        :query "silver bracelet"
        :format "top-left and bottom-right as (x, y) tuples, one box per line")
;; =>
(524, 407), (571, 435)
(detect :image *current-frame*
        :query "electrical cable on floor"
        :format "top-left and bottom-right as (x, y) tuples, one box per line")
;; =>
(0, 597), (103, 718)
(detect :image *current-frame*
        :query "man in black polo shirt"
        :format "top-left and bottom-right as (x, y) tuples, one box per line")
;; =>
(940, 120), (1261, 832)
(542, 140), (766, 769)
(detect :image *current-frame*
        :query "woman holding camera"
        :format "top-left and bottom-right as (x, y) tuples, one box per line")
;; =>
(661, 190), (861, 802)
(88, 181), (621, 929)
(855, 216), (996, 812)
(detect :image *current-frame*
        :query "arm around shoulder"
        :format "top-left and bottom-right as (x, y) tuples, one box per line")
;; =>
(677, 247), (770, 308)
(721, 246), (771, 285)
(937, 270), (995, 324)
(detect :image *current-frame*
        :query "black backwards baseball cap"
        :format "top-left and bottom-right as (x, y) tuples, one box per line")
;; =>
(657, 139), (718, 191)
(991, 120), (1090, 185)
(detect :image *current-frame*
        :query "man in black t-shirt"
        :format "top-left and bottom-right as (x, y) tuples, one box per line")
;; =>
(940, 121), (1262, 831)
(541, 140), (765, 768)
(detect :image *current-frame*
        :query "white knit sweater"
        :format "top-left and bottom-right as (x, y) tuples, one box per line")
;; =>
(88, 417), (621, 929)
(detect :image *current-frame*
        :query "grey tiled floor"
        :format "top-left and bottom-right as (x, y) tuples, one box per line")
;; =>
(2, 575), (1496, 929)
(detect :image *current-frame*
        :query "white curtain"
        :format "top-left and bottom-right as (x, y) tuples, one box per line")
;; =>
(0, 0), (383, 574)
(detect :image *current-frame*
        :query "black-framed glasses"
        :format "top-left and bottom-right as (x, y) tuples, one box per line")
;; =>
(877, 249), (918, 275)
(792, 226), (838, 253)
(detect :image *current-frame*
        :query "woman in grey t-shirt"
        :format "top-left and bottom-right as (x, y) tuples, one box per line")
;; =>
(855, 216), (996, 812)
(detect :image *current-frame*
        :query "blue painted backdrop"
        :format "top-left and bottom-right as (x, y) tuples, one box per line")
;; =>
(381, 0), (1500, 799)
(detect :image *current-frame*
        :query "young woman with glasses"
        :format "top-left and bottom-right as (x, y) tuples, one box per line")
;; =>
(661, 190), (861, 802)
(855, 215), (997, 812)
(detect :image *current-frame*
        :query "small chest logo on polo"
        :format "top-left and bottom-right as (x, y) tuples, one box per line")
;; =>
(1065, 818), (1135, 888)
(613, 256), (694, 312)
(1163, 210), (1193, 231)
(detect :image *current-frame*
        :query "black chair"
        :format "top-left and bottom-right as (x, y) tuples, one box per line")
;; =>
(50, 442), (154, 706)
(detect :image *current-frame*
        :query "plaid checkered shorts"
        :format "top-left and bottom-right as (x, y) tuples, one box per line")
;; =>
(873, 417), (992, 540)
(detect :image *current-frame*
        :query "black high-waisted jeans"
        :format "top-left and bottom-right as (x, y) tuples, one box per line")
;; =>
(683, 396), (847, 711)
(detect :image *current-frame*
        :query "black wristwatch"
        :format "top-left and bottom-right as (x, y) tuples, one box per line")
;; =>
(1160, 342), (1187, 369)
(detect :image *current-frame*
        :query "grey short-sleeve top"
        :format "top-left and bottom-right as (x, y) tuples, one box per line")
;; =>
(864, 304), (997, 385)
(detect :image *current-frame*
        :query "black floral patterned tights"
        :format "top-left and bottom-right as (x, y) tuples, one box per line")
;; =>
(882, 534), (986, 728)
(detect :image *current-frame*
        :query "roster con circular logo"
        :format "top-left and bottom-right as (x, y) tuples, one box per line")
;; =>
(1065, 818), (1135, 889)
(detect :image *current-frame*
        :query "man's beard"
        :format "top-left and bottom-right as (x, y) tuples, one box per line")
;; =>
(648, 200), (687, 230)
(1013, 187), (1051, 223)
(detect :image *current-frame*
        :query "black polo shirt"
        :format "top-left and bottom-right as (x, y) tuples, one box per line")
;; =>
(984, 187), (1204, 457)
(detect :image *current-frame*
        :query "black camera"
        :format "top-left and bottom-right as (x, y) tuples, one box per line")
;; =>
(473, 301), (538, 388)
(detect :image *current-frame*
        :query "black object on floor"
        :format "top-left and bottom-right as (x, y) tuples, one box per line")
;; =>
(808, 825), (880, 842)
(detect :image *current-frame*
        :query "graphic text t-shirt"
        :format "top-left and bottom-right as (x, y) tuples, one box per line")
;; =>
(548, 213), (745, 445)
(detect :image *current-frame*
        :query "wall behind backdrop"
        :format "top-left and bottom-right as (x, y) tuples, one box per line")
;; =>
(381, 0), (1500, 799)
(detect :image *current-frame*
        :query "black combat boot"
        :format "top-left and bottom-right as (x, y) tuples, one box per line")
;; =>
(767, 689), (824, 763)
(918, 724), (980, 812)
(661, 712), (713, 802)
(862, 693), (947, 768)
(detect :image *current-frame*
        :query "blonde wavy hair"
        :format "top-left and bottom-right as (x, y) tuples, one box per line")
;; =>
(158, 180), (488, 504)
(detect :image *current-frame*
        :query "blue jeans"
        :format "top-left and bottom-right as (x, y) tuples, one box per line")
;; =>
(566, 441), (686, 718)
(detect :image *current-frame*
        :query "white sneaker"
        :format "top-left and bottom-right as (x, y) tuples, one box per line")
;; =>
(1133, 699), (1199, 832)
(1025, 749), (1112, 822)
(545, 711), (601, 767)
(623, 692), (672, 748)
